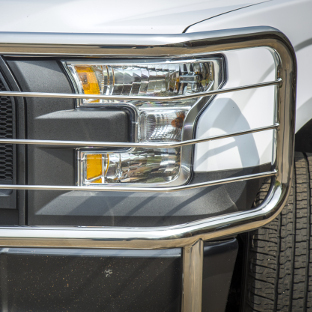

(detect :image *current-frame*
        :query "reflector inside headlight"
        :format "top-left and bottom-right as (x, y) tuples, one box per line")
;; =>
(65, 58), (224, 186)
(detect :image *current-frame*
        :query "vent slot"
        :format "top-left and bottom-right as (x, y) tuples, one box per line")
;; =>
(0, 78), (13, 184)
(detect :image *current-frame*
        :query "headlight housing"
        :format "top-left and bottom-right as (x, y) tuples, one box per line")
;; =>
(64, 57), (225, 186)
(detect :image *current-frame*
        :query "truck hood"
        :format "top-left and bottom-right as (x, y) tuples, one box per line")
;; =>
(0, 0), (268, 34)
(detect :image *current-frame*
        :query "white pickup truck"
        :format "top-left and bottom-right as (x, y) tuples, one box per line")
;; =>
(0, 0), (310, 311)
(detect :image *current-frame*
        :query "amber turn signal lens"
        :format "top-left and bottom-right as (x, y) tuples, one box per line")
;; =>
(86, 154), (102, 183)
(75, 66), (100, 102)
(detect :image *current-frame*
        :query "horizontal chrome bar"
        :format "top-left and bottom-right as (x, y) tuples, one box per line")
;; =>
(0, 79), (281, 101)
(0, 180), (285, 250)
(0, 123), (279, 148)
(0, 170), (277, 192)
(0, 27), (296, 59)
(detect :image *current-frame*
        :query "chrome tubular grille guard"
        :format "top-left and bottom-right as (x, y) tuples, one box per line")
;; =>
(0, 27), (296, 312)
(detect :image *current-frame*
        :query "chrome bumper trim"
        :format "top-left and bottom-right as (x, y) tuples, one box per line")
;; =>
(0, 179), (284, 250)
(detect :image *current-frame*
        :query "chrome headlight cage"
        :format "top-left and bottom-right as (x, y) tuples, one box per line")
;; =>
(0, 27), (296, 312)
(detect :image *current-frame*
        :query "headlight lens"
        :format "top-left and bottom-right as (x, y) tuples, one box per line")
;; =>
(65, 58), (224, 186)
(68, 62), (214, 102)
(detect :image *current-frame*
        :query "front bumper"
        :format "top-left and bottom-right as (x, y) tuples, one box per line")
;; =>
(0, 239), (238, 312)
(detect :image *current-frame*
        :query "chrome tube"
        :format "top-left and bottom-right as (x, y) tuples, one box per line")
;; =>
(0, 123), (279, 148)
(0, 78), (281, 101)
(0, 170), (277, 192)
(182, 240), (204, 312)
(0, 179), (286, 250)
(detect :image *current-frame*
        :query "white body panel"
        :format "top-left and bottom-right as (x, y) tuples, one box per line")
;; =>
(188, 0), (312, 171)
(0, 0), (264, 34)
(194, 48), (275, 171)
(187, 0), (312, 133)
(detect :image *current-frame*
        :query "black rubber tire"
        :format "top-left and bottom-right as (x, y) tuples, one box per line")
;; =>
(244, 152), (312, 312)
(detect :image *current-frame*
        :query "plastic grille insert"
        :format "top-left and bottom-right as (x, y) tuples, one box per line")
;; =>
(0, 78), (13, 183)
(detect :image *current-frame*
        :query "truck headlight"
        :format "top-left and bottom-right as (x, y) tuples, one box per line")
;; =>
(64, 58), (225, 186)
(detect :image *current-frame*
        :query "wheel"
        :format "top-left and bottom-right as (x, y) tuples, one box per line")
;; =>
(244, 152), (312, 311)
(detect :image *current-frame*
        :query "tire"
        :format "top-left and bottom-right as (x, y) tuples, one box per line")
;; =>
(244, 152), (312, 312)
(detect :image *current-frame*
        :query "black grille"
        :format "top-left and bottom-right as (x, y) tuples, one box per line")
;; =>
(0, 79), (13, 183)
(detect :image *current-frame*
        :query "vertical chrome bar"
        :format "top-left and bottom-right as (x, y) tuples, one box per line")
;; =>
(181, 239), (204, 312)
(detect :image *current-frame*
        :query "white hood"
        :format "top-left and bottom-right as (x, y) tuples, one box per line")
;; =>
(0, 0), (268, 34)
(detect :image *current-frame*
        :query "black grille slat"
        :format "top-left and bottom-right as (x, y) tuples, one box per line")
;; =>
(0, 79), (13, 183)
